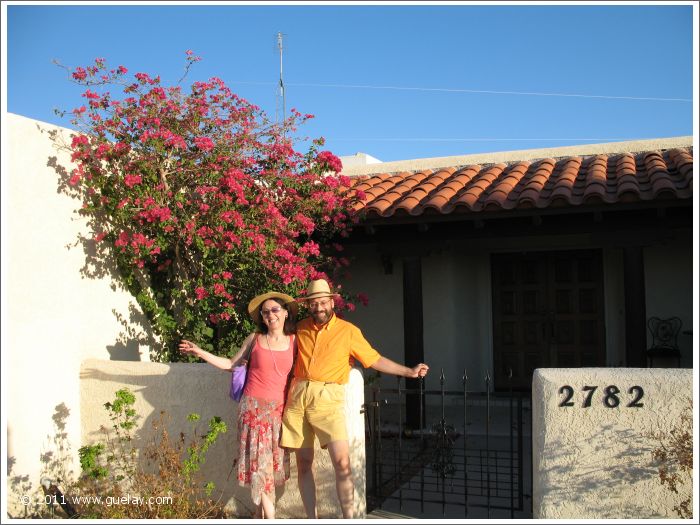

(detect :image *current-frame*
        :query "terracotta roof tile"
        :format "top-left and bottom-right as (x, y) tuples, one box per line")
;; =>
(549, 157), (582, 205)
(351, 147), (693, 219)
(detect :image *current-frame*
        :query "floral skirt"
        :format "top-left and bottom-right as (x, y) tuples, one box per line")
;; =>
(236, 394), (290, 505)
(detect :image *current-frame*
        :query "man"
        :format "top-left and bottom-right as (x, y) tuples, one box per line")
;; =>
(281, 279), (429, 518)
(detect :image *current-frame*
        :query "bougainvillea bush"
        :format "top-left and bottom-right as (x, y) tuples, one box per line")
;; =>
(57, 52), (365, 361)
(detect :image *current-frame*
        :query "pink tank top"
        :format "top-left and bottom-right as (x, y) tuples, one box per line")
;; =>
(244, 334), (294, 402)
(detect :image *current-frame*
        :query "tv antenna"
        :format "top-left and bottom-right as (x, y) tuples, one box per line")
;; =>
(276, 31), (286, 135)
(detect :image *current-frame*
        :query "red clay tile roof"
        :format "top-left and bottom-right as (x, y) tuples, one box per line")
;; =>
(350, 148), (693, 219)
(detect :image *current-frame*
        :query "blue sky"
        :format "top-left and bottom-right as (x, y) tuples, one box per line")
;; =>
(4, 2), (696, 162)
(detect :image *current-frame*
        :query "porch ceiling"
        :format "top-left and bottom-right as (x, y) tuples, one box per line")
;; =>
(348, 147), (693, 221)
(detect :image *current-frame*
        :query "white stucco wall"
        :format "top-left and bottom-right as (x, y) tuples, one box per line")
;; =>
(78, 360), (365, 519)
(343, 245), (492, 393)
(3, 114), (154, 510)
(341, 244), (405, 375)
(532, 367), (693, 518)
(602, 247), (626, 366)
(422, 253), (492, 391)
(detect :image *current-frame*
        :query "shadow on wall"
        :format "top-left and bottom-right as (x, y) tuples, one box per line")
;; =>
(8, 360), (362, 519)
(108, 303), (160, 361)
(78, 363), (248, 515)
(79, 362), (361, 519)
(7, 369), (261, 519)
(43, 124), (163, 362)
(7, 403), (77, 518)
(537, 423), (684, 519)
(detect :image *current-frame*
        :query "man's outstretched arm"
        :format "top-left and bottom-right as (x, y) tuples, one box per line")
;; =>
(370, 357), (429, 378)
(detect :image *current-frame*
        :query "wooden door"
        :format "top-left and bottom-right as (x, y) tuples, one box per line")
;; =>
(491, 250), (606, 390)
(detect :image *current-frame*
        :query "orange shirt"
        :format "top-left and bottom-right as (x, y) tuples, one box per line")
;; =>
(294, 314), (381, 384)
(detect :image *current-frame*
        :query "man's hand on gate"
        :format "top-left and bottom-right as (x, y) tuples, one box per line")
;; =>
(408, 363), (429, 378)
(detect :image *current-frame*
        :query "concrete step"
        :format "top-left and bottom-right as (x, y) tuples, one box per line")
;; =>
(367, 509), (415, 519)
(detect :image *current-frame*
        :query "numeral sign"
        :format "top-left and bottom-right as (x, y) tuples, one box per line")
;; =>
(558, 385), (644, 408)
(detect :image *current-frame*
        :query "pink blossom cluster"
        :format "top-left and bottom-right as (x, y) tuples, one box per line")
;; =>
(62, 53), (367, 356)
(316, 150), (343, 174)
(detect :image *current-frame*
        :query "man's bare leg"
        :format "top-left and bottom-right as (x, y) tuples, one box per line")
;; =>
(326, 440), (353, 518)
(295, 448), (317, 518)
(260, 492), (275, 519)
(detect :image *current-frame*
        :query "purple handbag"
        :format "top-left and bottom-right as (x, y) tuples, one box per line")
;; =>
(229, 336), (255, 402)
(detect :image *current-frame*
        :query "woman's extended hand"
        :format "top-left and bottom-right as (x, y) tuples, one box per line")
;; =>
(179, 339), (201, 356)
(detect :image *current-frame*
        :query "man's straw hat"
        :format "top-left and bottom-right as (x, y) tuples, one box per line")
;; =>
(298, 279), (338, 301)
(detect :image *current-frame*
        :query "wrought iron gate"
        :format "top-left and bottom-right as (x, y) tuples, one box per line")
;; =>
(364, 370), (532, 518)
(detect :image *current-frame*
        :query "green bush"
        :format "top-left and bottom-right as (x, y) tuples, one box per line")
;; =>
(70, 388), (230, 518)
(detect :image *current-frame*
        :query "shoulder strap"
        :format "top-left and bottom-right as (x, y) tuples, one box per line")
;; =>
(245, 334), (256, 360)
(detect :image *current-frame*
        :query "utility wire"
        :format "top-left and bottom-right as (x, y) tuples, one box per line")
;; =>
(230, 80), (691, 102)
(327, 137), (654, 142)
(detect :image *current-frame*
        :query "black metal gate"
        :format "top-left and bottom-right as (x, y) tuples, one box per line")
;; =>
(364, 370), (532, 518)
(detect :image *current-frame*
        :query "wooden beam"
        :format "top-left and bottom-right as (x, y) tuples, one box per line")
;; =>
(403, 256), (424, 428)
(623, 246), (647, 367)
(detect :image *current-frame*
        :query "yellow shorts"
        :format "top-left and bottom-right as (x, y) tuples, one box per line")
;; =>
(280, 379), (347, 449)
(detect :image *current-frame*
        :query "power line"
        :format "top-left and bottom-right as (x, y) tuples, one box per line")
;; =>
(317, 137), (660, 143)
(230, 80), (691, 103)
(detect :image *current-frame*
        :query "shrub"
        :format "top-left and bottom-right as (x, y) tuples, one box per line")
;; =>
(54, 52), (365, 361)
(70, 388), (230, 518)
(649, 403), (693, 518)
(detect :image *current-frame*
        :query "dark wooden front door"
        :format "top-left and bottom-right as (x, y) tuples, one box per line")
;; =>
(492, 250), (606, 390)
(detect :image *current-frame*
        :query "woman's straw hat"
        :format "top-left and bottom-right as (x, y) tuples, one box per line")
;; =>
(298, 279), (339, 301)
(247, 291), (298, 324)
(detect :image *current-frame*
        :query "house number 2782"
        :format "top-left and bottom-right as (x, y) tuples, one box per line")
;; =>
(558, 385), (644, 408)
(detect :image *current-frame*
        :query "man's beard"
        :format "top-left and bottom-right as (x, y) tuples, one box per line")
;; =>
(312, 310), (330, 324)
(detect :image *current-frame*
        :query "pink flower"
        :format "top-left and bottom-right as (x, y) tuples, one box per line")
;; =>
(194, 136), (215, 152)
(300, 241), (320, 256)
(195, 287), (208, 300)
(134, 72), (152, 83)
(357, 293), (369, 307)
(124, 174), (142, 188)
(113, 142), (130, 155)
(294, 213), (315, 235)
(72, 67), (87, 81)
(71, 135), (89, 148)
(316, 150), (343, 173)
(82, 89), (100, 100)
(95, 143), (111, 159)
(114, 231), (130, 249)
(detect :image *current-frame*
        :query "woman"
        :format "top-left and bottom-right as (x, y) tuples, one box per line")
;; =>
(179, 291), (297, 519)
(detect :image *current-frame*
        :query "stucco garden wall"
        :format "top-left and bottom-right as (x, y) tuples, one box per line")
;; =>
(532, 367), (693, 518)
(79, 360), (366, 518)
(4, 113), (155, 511)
